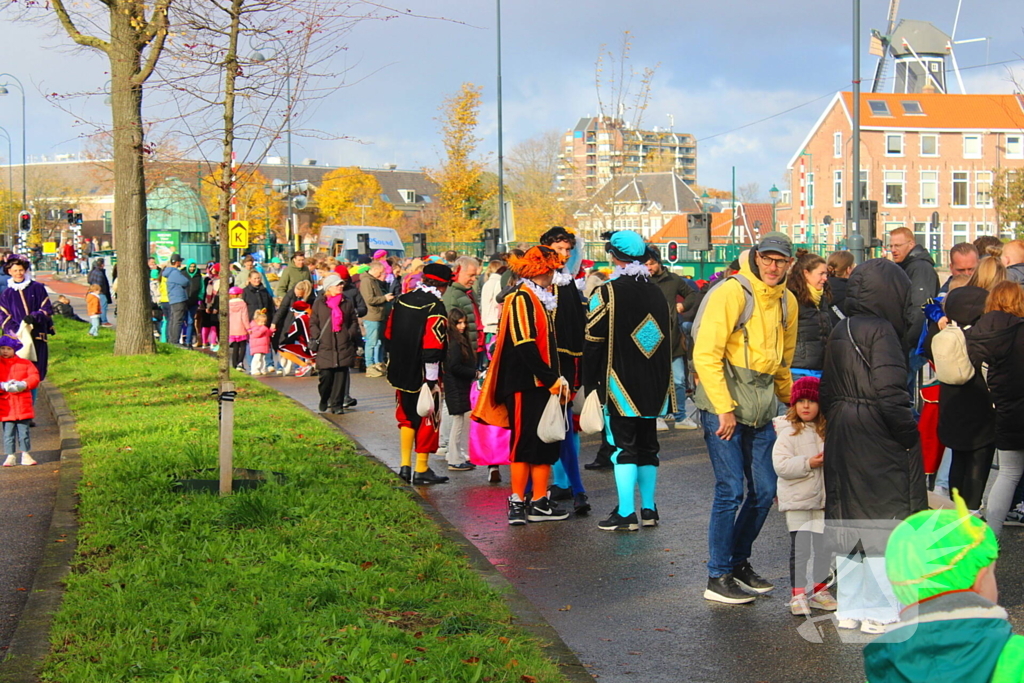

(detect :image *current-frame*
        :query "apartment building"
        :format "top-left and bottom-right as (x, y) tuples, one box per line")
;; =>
(556, 116), (697, 201)
(776, 91), (1024, 256)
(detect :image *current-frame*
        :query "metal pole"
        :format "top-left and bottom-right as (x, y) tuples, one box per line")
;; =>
(731, 166), (736, 243)
(0, 75), (27, 214)
(850, 0), (866, 264)
(0, 126), (12, 239)
(286, 71), (294, 254)
(496, 0), (505, 249)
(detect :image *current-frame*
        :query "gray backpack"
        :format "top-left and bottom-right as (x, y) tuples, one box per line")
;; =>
(692, 273), (790, 350)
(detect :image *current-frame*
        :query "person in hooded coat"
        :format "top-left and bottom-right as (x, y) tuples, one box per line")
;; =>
(923, 285), (995, 511)
(820, 258), (927, 632)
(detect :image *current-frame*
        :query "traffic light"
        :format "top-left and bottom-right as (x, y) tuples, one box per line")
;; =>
(483, 228), (500, 258)
(667, 241), (679, 263)
(66, 208), (75, 225)
(74, 211), (83, 225)
(19, 212), (31, 232)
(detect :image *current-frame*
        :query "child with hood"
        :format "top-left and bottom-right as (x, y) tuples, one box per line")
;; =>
(248, 310), (272, 376)
(228, 286), (250, 371)
(0, 335), (40, 467)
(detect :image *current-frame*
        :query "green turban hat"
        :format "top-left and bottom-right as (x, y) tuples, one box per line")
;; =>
(885, 491), (999, 605)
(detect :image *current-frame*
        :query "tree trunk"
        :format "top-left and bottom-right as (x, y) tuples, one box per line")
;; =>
(109, 8), (156, 356)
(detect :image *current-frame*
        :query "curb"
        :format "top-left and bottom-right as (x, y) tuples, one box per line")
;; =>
(274, 390), (594, 683)
(0, 382), (82, 683)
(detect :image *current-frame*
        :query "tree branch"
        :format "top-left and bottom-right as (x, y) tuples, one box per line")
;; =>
(50, 0), (110, 52)
(136, 0), (171, 85)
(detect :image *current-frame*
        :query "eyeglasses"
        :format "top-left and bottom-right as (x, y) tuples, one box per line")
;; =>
(889, 242), (912, 250)
(757, 253), (790, 268)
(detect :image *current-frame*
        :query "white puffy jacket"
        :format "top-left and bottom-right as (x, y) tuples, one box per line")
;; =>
(771, 415), (825, 512)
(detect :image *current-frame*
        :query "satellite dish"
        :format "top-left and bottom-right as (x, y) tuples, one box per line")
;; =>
(292, 195), (308, 210)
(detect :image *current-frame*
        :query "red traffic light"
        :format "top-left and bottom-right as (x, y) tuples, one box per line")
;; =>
(667, 241), (679, 263)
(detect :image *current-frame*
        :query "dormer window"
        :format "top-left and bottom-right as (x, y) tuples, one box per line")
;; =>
(868, 100), (891, 116)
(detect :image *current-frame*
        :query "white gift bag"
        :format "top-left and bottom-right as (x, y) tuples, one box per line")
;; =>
(416, 383), (435, 417)
(579, 391), (605, 435)
(537, 392), (568, 444)
(15, 320), (36, 362)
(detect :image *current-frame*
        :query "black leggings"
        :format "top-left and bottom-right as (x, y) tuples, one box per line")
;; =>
(949, 446), (997, 510)
(789, 530), (831, 593)
(230, 341), (247, 369)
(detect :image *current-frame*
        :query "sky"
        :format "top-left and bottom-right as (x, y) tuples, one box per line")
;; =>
(0, 0), (1022, 198)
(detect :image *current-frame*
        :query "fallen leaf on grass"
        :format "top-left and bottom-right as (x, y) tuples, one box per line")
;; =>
(413, 646), (426, 652)
(359, 561), (373, 570)
(498, 636), (510, 644)
(462, 657), (480, 664)
(521, 676), (538, 683)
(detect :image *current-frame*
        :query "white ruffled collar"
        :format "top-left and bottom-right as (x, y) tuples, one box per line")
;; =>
(415, 282), (443, 300)
(612, 261), (650, 280)
(8, 277), (32, 291)
(517, 278), (558, 311)
(552, 268), (574, 287)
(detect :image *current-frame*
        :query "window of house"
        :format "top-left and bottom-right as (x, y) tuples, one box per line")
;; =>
(952, 171), (969, 207)
(886, 133), (904, 156)
(963, 134), (982, 159)
(976, 223), (994, 238)
(1006, 135), (1023, 159)
(976, 171), (993, 208)
(834, 132), (842, 158)
(920, 171), (939, 206)
(868, 100), (891, 116)
(884, 170), (905, 206)
(859, 169), (869, 200)
(901, 100), (924, 115)
(833, 170), (843, 206)
(920, 134), (938, 156)
(835, 222), (845, 236)
(952, 222), (969, 241)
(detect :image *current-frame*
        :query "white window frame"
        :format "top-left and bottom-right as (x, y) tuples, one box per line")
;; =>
(919, 170), (939, 207)
(952, 171), (970, 208)
(833, 170), (843, 207)
(834, 132), (842, 158)
(885, 133), (905, 157)
(884, 169), (906, 207)
(920, 133), (939, 157)
(1006, 134), (1024, 160)
(952, 222), (969, 242)
(859, 169), (869, 200)
(963, 134), (982, 159)
(976, 171), (994, 208)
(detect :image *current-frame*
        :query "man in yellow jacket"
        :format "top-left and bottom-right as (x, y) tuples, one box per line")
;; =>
(693, 232), (798, 605)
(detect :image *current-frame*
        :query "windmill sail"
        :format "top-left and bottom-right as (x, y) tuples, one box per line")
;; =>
(870, 0), (902, 92)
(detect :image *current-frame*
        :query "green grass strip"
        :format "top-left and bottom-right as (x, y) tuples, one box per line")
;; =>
(40, 318), (568, 683)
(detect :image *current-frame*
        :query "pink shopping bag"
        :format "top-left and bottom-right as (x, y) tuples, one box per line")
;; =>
(468, 380), (511, 466)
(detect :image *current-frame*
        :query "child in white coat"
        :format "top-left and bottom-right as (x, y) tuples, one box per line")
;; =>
(772, 376), (836, 617)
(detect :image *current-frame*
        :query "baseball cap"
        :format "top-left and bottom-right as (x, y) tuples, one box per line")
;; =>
(756, 232), (792, 258)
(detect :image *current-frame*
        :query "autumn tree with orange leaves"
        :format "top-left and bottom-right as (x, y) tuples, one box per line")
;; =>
(199, 168), (282, 242)
(315, 167), (402, 229)
(429, 83), (492, 244)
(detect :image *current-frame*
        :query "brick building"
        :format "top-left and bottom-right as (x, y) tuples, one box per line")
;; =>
(572, 171), (702, 242)
(775, 91), (1024, 261)
(556, 116), (697, 201)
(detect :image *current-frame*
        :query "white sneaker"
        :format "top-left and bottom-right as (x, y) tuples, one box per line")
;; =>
(656, 418), (669, 432)
(860, 619), (886, 635)
(2, 454), (15, 467)
(21, 453), (36, 466)
(837, 618), (859, 630)
(676, 416), (700, 430)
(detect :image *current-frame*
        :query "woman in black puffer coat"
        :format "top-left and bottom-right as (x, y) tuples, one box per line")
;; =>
(923, 285), (995, 510)
(310, 275), (360, 414)
(788, 250), (832, 376)
(825, 250), (854, 327)
(820, 258), (926, 630)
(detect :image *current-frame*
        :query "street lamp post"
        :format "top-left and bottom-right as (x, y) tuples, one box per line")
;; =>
(0, 74), (27, 215)
(769, 183), (780, 231)
(0, 125), (13, 240)
(251, 44), (294, 253)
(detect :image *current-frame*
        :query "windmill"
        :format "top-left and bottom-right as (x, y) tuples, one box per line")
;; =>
(868, 0), (901, 93)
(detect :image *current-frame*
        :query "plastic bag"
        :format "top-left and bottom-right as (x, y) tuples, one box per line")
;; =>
(15, 320), (35, 362)
(416, 383), (435, 417)
(468, 380), (510, 466)
(579, 391), (604, 435)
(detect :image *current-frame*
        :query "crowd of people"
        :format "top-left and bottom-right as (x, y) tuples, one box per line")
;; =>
(89, 224), (1024, 675)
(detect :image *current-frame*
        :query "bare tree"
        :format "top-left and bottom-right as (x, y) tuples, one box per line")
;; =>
(738, 182), (761, 203)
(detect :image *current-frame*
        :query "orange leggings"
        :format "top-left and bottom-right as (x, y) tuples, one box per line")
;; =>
(510, 462), (551, 500)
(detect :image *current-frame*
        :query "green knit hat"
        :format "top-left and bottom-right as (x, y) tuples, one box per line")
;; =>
(885, 491), (999, 605)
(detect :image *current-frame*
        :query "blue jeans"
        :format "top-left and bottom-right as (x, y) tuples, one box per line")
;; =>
(184, 303), (199, 347)
(364, 320), (384, 365)
(99, 293), (110, 324)
(701, 410), (778, 578)
(89, 315), (100, 336)
(671, 356), (687, 420)
(4, 419), (31, 454)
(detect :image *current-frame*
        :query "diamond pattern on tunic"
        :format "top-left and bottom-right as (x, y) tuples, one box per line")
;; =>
(631, 314), (663, 359)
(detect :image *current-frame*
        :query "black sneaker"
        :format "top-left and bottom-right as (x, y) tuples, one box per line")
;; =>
(318, 401), (329, 412)
(548, 485), (572, 501)
(343, 397), (358, 408)
(573, 492), (591, 516)
(526, 497), (570, 522)
(598, 510), (639, 531)
(508, 496), (527, 526)
(412, 468), (450, 485)
(732, 561), (774, 594)
(704, 574), (755, 604)
(640, 508), (659, 527)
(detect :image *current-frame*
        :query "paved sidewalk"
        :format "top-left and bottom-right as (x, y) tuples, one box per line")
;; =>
(259, 370), (1020, 683)
(0, 397), (62, 652)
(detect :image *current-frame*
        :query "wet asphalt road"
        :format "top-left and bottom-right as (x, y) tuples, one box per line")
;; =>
(0, 398), (61, 652)
(262, 370), (1024, 683)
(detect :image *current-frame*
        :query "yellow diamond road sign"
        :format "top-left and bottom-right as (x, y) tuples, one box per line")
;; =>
(229, 221), (249, 249)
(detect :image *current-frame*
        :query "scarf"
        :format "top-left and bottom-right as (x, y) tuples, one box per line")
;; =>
(611, 261), (650, 280)
(8, 277), (32, 292)
(809, 286), (823, 306)
(415, 282), (443, 300)
(517, 278), (558, 311)
(326, 293), (344, 332)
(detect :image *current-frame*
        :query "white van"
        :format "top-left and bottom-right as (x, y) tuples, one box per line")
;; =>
(317, 226), (405, 262)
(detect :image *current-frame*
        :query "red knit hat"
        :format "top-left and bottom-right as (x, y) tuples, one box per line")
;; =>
(791, 376), (820, 405)
(335, 265), (350, 281)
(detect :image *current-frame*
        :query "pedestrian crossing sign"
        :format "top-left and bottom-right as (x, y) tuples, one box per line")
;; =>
(229, 221), (249, 249)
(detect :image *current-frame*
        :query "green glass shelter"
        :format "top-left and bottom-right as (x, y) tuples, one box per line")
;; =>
(147, 177), (213, 265)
